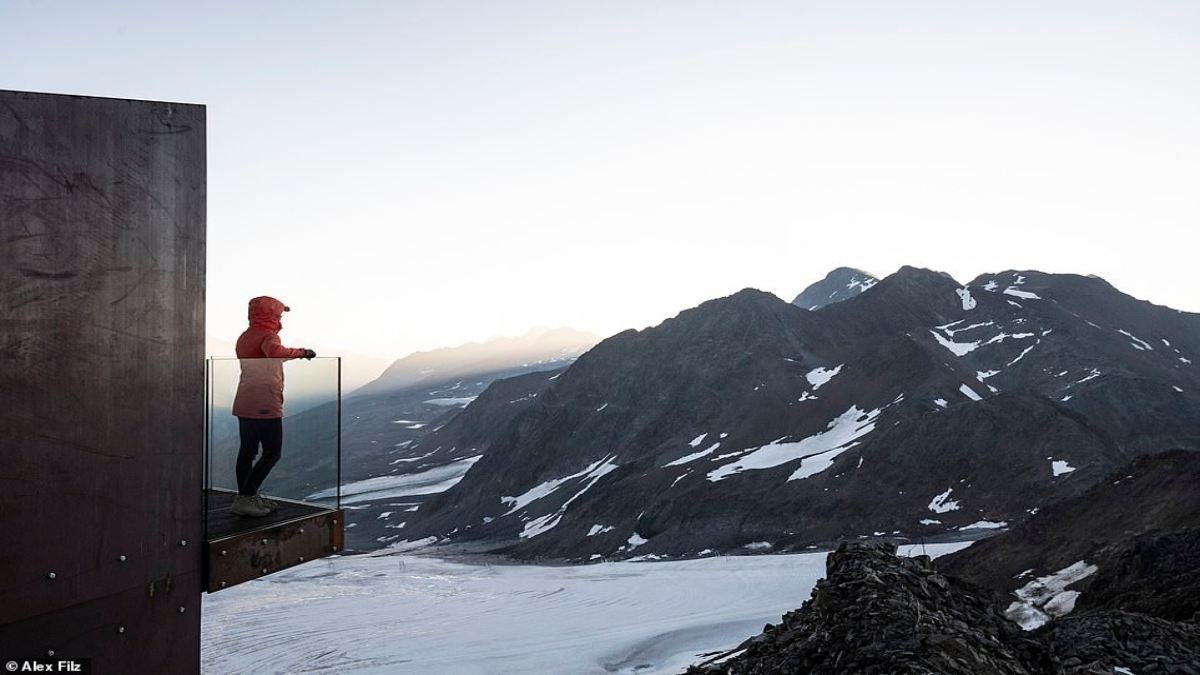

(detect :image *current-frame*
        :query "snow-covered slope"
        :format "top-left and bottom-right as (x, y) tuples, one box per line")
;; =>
(201, 545), (968, 675)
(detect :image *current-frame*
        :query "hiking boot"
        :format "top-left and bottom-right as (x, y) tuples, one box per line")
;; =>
(231, 494), (271, 517)
(255, 493), (279, 512)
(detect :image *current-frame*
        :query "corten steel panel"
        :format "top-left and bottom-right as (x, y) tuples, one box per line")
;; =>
(206, 509), (344, 592)
(0, 570), (201, 672)
(0, 91), (205, 673)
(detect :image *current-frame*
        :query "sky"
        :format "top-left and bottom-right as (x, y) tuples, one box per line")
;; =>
(3, 1), (1199, 360)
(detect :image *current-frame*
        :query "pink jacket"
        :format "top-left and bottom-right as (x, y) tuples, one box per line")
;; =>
(232, 297), (307, 419)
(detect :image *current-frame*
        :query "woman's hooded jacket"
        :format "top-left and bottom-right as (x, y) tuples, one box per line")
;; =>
(232, 296), (307, 419)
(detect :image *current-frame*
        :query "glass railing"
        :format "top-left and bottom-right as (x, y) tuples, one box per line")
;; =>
(204, 356), (341, 539)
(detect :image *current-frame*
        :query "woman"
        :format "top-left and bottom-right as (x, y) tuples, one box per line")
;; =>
(230, 296), (315, 517)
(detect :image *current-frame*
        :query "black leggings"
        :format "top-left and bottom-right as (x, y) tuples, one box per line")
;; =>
(236, 417), (283, 496)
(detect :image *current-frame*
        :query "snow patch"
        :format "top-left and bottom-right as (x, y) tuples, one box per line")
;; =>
(424, 397), (477, 407)
(1051, 459), (1076, 477)
(311, 456), (480, 504)
(1117, 329), (1153, 351)
(707, 406), (882, 482)
(928, 488), (961, 514)
(959, 520), (1007, 530)
(930, 331), (980, 356)
(1004, 287), (1041, 300)
(390, 450), (436, 465)
(1006, 560), (1098, 630)
(959, 384), (983, 401)
(1006, 341), (1039, 367)
(805, 364), (844, 390)
(503, 455), (619, 516)
(943, 321), (995, 337)
(664, 442), (721, 467)
(518, 457), (620, 539)
(956, 287), (977, 311)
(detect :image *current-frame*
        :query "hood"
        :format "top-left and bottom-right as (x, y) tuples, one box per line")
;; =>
(248, 296), (289, 332)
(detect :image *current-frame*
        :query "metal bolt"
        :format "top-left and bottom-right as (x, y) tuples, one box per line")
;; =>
(47, 572), (56, 580)
(332, 546), (339, 552)
(261, 538), (268, 545)
(117, 626), (126, 634)
(178, 606), (185, 613)
(261, 568), (267, 574)
(220, 550), (227, 557)
(297, 557), (304, 562)
(118, 555), (127, 562)
(299, 528), (305, 534)
(220, 581), (227, 588)
(179, 539), (187, 547)
(333, 519), (338, 525)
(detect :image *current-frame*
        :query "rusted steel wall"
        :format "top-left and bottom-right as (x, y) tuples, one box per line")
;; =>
(0, 90), (206, 673)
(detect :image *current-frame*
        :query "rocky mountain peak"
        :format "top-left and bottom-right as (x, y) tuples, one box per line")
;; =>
(792, 267), (879, 310)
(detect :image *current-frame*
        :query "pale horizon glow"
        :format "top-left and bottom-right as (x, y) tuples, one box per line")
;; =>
(3, 2), (1198, 361)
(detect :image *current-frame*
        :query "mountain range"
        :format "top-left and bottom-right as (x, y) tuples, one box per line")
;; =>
(349, 327), (597, 398)
(382, 266), (1200, 560)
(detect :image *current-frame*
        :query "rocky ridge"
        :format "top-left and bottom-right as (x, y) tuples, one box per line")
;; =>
(688, 542), (1200, 675)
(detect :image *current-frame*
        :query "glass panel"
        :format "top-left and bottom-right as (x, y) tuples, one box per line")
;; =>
(205, 357), (340, 538)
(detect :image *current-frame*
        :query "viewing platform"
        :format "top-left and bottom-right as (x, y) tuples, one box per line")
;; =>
(204, 357), (344, 592)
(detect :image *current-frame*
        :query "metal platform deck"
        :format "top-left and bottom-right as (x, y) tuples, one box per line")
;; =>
(204, 490), (343, 592)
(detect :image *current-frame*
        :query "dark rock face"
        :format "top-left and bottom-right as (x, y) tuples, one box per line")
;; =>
(688, 543), (1200, 675)
(688, 542), (1054, 675)
(1078, 529), (1200, 622)
(397, 267), (1200, 560)
(1048, 610), (1200, 674)
(939, 449), (1200, 619)
(791, 266), (879, 310)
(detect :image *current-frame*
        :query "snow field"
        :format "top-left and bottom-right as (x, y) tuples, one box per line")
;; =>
(202, 544), (971, 674)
